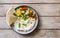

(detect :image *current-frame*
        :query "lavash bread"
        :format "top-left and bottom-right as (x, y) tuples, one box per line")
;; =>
(6, 7), (17, 26)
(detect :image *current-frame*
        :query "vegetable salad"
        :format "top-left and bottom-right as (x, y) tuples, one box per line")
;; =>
(13, 6), (37, 31)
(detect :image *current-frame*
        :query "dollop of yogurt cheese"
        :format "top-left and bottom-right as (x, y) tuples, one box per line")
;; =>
(14, 18), (35, 31)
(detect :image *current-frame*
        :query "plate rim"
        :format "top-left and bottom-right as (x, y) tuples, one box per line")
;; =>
(7, 5), (39, 34)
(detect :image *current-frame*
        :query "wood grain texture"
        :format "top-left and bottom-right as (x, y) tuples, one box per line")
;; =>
(0, 17), (10, 28)
(0, 17), (60, 29)
(0, 4), (60, 17)
(0, 30), (60, 38)
(0, 0), (60, 3)
(0, 1), (60, 38)
(40, 17), (60, 29)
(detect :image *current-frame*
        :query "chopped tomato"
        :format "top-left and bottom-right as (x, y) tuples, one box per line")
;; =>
(29, 13), (33, 17)
(20, 7), (28, 10)
(34, 15), (37, 20)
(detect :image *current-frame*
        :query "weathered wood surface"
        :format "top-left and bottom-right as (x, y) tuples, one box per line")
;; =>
(0, 4), (60, 16)
(0, 0), (60, 3)
(0, 0), (60, 38)
(0, 30), (60, 38)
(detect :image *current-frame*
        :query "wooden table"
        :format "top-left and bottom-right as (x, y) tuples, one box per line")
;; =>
(0, 0), (60, 38)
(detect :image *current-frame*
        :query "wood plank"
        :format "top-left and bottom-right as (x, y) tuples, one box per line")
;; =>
(39, 17), (60, 29)
(0, 17), (60, 29)
(0, 30), (60, 38)
(0, 0), (60, 3)
(0, 4), (60, 16)
(0, 17), (10, 28)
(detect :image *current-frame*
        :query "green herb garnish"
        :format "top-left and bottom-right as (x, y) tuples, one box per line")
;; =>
(18, 23), (21, 28)
(22, 24), (27, 26)
(13, 13), (17, 16)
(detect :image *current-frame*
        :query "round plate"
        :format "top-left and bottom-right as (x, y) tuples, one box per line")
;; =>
(6, 5), (38, 34)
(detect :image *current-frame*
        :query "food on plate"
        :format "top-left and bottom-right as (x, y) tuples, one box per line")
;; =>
(13, 6), (37, 32)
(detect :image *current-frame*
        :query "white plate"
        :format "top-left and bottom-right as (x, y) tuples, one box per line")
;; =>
(6, 5), (38, 34)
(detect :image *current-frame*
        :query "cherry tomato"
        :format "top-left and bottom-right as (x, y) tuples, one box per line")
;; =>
(29, 13), (33, 17)
(20, 7), (28, 10)
(34, 15), (37, 20)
